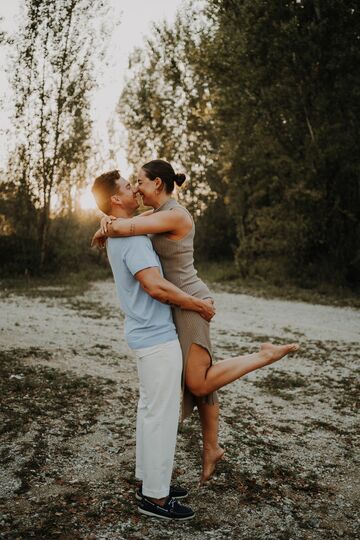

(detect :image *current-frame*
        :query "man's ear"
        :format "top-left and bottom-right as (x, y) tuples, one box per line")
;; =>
(111, 194), (123, 207)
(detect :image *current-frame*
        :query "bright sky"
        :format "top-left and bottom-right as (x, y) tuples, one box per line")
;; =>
(0, 0), (184, 208)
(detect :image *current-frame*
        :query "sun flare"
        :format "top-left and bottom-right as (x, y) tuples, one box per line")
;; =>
(79, 186), (97, 210)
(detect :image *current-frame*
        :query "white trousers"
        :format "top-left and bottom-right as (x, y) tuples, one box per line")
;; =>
(133, 338), (182, 498)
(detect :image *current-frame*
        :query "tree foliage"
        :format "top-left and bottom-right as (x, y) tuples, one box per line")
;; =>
(118, 7), (222, 213)
(6, 0), (106, 270)
(118, 0), (360, 285)
(203, 0), (360, 283)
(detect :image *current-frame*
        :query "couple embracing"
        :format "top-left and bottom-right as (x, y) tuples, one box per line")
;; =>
(91, 159), (298, 521)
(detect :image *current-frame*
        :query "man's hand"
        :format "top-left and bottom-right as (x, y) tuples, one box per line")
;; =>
(91, 228), (107, 249)
(198, 298), (216, 322)
(100, 215), (116, 235)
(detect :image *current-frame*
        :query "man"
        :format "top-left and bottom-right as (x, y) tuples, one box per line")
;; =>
(91, 170), (214, 520)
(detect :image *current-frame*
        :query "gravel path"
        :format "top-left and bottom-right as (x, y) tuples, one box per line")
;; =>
(1, 280), (359, 540)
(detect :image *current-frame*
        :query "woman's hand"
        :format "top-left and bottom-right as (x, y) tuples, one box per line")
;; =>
(100, 215), (116, 235)
(198, 298), (216, 322)
(91, 228), (107, 249)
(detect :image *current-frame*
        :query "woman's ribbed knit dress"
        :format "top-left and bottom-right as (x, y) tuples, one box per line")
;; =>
(151, 198), (219, 421)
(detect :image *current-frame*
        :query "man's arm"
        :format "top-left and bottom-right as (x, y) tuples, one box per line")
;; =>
(135, 267), (215, 322)
(91, 228), (106, 248)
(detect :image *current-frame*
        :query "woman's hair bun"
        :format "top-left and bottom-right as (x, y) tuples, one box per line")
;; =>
(174, 173), (186, 187)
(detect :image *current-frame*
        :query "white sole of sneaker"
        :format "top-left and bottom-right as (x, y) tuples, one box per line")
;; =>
(135, 492), (188, 502)
(138, 507), (195, 520)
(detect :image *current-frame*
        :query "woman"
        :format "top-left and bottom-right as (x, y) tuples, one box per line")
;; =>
(92, 159), (299, 484)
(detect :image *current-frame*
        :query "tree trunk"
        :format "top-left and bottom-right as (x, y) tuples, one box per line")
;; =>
(39, 200), (50, 270)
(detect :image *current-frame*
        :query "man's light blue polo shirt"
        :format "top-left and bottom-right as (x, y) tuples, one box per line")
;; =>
(106, 235), (177, 349)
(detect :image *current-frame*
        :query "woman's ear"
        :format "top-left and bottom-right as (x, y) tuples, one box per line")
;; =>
(154, 177), (163, 192)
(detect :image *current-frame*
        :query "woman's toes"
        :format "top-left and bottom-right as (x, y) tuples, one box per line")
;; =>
(200, 447), (225, 484)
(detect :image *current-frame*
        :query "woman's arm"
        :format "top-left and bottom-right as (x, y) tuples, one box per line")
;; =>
(100, 209), (154, 235)
(138, 209), (154, 217)
(107, 210), (190, 237)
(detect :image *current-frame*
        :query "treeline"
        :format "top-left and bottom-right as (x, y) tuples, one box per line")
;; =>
(119, 0), (360, 286)
(1, 0), (359, 288)
(0, 0), (109, 276)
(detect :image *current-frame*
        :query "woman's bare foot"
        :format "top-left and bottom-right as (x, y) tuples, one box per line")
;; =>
(260, 342), (299, 366)
(199, 446), (226, 485)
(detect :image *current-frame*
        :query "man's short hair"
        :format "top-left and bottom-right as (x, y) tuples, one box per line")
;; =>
(92, 170), (121, 214)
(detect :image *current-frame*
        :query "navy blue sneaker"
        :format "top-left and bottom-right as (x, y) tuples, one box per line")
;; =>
(135, 484), (188, 501)
(138, 496), (195, 520)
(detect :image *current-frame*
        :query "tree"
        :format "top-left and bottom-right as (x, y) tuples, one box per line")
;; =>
(8, 0), (106, 269)
(118, 0), (360, 285)
(117, 3), (238, 255)
(118, 6), (220, 213)
(203, 0), (360, 283)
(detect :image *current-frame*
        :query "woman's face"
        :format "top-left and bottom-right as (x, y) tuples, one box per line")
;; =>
(135, 168), (161, 207)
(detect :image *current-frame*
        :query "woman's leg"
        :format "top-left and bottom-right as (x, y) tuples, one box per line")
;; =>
(196, 399), (225, 485)
(185, 342), (299, 398)
(187, 342), (298, 483)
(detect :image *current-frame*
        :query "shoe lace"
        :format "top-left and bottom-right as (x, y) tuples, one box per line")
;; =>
(167, 497), (177, 510)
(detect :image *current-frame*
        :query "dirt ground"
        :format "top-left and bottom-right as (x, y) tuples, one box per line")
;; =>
(0, 279), (359, 540)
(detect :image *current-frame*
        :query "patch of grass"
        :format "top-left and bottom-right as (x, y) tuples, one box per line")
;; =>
(310, 420), (348, 436)
(252, 370), (307, 399)
(0, 347), (143, 539)
(3, 261), (359, 308)
(196, 260), (240, 283)
(326, 373), (360, 412)
(0, 348), (116, 495)
(1, 271), (121, 319)
(276, 424), (295, 434)
(86, 344), (119, 358)
(0, 267), (112, 299)
(5, 346), (54, 361)
(196, 261), (360, 308)
(1, 281), (87, 300)
(262, 463), (297, 481)
(65, 298), (116, 319)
